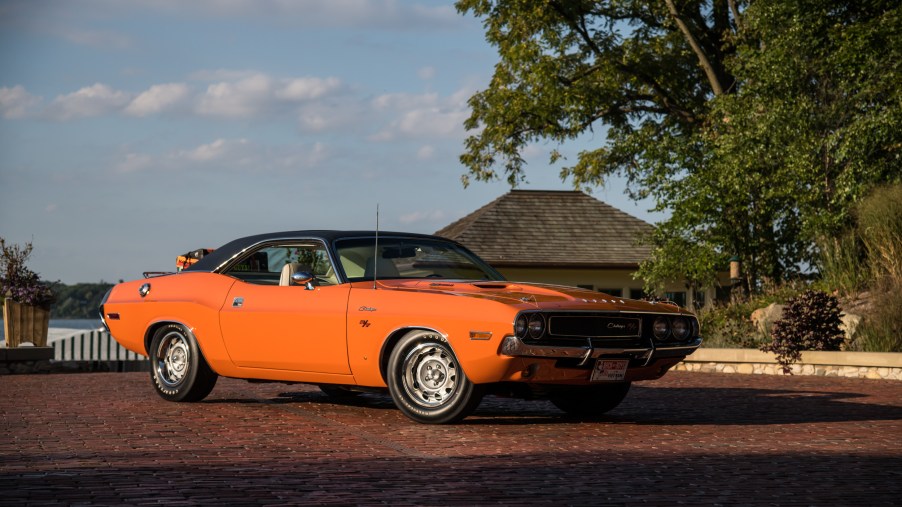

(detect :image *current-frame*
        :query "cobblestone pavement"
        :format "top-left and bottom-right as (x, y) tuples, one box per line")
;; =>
(1, 371), (900, 506)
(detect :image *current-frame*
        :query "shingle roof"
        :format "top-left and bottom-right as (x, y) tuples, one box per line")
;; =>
(435, 190), (654, 267)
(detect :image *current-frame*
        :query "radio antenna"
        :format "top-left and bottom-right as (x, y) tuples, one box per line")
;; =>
(373, 203), (379, 290)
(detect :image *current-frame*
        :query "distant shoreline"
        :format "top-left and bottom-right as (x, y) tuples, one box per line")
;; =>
(0, 318), (102, 343)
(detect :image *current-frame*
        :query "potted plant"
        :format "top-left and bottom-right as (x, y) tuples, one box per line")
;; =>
(1, 238), (55, 347)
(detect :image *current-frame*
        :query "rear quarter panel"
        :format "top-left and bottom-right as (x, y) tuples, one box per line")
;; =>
(104, 272), (236, 371)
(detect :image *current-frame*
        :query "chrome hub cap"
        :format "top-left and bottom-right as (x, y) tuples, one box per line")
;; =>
(157, 331), (190, 388)
(402, 341), (458, 407)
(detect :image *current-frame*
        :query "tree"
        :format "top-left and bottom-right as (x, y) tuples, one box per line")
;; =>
(456, 0), (901, 292)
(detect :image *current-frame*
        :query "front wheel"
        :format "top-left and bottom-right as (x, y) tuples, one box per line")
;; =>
(149, 324), (218, 402)
(550, 382), (631, 418)
(387, 330), (484, 424)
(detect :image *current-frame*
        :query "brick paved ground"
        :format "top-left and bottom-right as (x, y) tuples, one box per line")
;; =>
(1, 371), (900, 505)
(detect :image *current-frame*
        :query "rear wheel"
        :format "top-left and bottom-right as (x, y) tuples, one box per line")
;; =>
(149, 324), (218, 402)
(387, 330), (483, 424)
(550, 382), (631, 417)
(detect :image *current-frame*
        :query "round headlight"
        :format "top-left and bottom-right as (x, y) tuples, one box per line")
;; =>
(652, 316), (670, 340)
(527, 313), (546, 339)
(514, 314), (529, 338)
(672, 317), (690, 341)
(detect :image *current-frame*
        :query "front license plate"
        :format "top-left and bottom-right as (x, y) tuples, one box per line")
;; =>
(591, 359), (629, 382)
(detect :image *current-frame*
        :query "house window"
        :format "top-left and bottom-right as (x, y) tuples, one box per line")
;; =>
(629, 288), (648, 299)
(693, 290), (706, 309)
(598, 288), (622, 297)
(665, 291), (687, 307)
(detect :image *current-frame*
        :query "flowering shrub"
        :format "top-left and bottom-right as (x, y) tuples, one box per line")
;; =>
(760, 289), (844, 373)
(0, 238), (55, 310)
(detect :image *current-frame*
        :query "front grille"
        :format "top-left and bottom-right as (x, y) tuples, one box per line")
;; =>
(548, 315), (641, 338)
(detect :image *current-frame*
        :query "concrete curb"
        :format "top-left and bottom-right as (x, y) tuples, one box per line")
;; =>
(675, 348), (902, 380)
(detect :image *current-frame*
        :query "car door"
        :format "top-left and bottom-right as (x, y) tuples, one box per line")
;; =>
(218, 241), (352, 374)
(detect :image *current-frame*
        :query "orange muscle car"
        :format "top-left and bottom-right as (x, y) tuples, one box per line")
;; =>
(101, 231), (701, 423)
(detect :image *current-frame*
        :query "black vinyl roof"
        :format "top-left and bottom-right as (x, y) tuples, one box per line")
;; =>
(185, 230), (444, 273)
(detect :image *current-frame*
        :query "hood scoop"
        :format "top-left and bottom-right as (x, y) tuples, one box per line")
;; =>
(471, 282), (510, 289)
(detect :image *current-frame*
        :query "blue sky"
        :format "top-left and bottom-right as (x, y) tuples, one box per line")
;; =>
(1, 0), (661, 284)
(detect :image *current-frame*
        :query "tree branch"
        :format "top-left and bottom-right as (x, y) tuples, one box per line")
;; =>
(664, 0), (726, 96)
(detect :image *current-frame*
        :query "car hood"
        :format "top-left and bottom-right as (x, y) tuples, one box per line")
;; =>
(361, 279), (688, 315)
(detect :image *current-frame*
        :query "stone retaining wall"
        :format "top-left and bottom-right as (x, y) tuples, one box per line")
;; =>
(674, 348), (902, 380)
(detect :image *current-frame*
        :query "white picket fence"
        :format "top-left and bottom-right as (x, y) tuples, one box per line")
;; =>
(52, 329), (147, 361)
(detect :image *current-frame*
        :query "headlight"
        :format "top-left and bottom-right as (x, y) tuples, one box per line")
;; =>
(527, 313), (546, 339)
(672, 317), (690, 340)
(514, 314), (529, 338)
(653, 316), (670, 340)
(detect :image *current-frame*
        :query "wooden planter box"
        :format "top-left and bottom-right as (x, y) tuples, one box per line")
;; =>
(2, 300), (50, 347)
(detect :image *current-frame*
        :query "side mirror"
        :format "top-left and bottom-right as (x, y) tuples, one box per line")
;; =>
(291, 271), (316, 290)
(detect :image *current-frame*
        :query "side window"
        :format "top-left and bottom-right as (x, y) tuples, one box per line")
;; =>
(223, 242), (338, 285)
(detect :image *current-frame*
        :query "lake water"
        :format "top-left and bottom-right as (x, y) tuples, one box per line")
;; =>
(0, 318), (103, 342)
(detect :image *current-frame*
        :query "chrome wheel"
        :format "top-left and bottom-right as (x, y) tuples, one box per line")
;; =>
(149, 324), (218, 402)
(402, 341), (459, 408)
(156, 330), (190, 388)
(386, 330), (484, 424)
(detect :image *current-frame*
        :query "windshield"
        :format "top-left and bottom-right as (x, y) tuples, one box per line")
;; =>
(334, 237), (505, 282)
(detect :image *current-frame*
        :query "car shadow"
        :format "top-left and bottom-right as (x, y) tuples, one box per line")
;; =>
(463, 385), (902, 426)
(206, 382), (902, 427)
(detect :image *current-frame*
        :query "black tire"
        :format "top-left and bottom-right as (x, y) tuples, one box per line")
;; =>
(149, 324), (218, 402)
(386, 330), (484, 424)
(319, 385), (361, 398)
(550, 382), (631, 417)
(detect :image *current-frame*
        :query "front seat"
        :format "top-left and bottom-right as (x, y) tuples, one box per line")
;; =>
(279, 262), (312, 286)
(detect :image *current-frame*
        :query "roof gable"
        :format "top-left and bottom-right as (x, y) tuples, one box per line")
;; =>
(436, 190), (654, 267)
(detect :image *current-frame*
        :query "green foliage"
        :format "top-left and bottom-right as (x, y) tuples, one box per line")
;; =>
(50, 282), (114, 319)
(813, 232), (870, 297)
(852, 287), (902, 353)
(857, 182), (902, 288)
(698, 299), (764, 349)
(761, 290), (845, 373)
(698, 283), (801, 348)
(457, 0), (902, 291)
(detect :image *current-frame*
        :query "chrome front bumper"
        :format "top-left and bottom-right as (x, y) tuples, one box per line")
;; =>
(500, 335), (702, 367)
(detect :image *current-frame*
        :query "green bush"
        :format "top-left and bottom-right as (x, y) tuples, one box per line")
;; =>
(858, 182), (902, 288)
(698, 284), (801, 349)
(760, 290), (844, 373)
(852, 286), (902, 353)
(814, 232), (869, 297)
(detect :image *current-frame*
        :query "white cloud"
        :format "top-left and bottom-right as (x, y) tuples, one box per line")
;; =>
(117, 153), (153, 173)
(417, 66), (436, 80)
(369, 90), (471, 142)
(45, 83), (130, 120)
(399, 209), (448, 225)
(115, 138), (328, 175)
(0, 85), (42, 118)
(107, 0), (463, 31)
(276, 77), (341, 101)
(61, 29), (132, 49)
(194, 73), (342, 118)
(180, 138), (250, 162)
(124, 83), (190, 116)
(417, 145), (435, 160)
(196, 74), (273, 118)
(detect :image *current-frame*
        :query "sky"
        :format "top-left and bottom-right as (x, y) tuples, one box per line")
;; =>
(0, 0), (663, 284)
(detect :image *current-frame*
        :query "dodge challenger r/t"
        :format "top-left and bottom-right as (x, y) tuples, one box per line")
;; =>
(100, 230), (701, 423)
